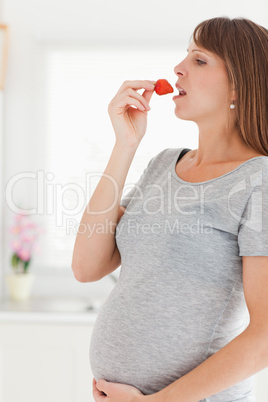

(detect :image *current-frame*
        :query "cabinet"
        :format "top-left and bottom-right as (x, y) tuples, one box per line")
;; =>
(0, 319), (268, 402)
(254, 368), (268, 401)
(0, 321), (96, 402)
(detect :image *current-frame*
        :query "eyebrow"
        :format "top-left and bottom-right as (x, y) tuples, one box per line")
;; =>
(186, 48), (210, 56)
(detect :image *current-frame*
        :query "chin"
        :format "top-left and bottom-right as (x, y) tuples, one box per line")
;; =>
(174, 108), (194, 121)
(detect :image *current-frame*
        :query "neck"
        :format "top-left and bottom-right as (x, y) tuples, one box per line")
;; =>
(190, 123), (254, 168)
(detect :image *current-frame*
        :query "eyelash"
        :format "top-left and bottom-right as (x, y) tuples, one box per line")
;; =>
(196, 59), (206, 65)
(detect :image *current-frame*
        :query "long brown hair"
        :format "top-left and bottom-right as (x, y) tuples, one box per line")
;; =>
(192, 17), (268, 156)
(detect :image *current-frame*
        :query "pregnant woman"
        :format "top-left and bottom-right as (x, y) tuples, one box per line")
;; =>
(72, 17), (268, 402)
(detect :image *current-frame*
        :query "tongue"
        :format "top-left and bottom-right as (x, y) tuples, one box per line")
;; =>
(180, 90), (187, 96)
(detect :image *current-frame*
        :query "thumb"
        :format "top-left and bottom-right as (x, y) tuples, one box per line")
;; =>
(143, 88), (155, 104)
(96, 379), (109, 394)
(142, 79), (156, 104)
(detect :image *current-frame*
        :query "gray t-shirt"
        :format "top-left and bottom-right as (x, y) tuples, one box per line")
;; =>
(90, 147), (268, 401)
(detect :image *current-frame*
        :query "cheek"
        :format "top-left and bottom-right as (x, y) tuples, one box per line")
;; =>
(195, 68), (230, 101)
(193, 81), (229, 110)
(212, 86), (230, 108)
(210, 73), (230, 102)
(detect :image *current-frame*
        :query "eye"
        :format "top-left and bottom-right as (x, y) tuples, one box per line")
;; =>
(196, 59), (206, 65)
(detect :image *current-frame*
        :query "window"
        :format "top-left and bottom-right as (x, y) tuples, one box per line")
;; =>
(8, 43), (197, 271)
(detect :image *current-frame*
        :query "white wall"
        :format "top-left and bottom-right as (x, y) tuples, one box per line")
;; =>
(2, 0), (268, 182)
(0, 92), (4, 299)
(1, 0), (267, 301)
(2, 0), (267, 195)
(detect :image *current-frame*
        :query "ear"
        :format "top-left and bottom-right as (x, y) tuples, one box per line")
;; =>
(230, 87), (237, 101)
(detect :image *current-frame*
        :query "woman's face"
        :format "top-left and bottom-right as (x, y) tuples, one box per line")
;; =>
(173, 41), (233, 124)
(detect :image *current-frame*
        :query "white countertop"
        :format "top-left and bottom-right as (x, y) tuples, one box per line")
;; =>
(0, 296), (101, 324)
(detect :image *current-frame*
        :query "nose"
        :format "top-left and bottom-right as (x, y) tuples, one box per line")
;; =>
(174, 59), (186, 77)
(174, 64), (183, 77)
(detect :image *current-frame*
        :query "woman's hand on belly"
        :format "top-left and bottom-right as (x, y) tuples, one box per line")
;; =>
(93, 378), (145, 402)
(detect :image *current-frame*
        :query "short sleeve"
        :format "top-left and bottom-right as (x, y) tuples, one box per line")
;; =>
(238, 169), (268, 256)
(120, 155), (155, 209)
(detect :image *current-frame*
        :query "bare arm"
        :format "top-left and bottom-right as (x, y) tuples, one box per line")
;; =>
(71, 80), (155, 282)
(72, 143), (136, 282)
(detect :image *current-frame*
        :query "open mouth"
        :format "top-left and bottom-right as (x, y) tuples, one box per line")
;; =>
(176, 85), (187, 96)
(173, 87), (187, 100)
(174, 84), (187, 99)
(178, 89), (187, 96)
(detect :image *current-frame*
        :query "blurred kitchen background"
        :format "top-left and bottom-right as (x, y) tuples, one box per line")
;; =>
(0, 0), (267, 401)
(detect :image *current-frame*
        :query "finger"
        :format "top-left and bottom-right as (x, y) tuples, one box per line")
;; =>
(141, 80), (156, 104)
(142, 88), (155, 105)
(124, 95), (147, 111)
(93, 378), (106, 400)
(119, 80), (155, 93)
(96, 379), (110, 395)
(108, 95), (146, 113)
(127, 89), (151, 110)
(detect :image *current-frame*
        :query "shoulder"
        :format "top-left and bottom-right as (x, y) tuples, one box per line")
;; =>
(247, 155), (268, 173)
(149, 147), (184, 165)
(242, 156), (268, 191)
(144, 148), (184, 175)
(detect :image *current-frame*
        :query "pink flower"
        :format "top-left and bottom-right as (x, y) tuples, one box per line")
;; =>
(11, 225), (21, 234)
(14, 214), (23, 222)
(11, 240), (22, 252)
(25, 222), (37, 229)
(21, 233), (33, 243)
(9, 213), (43, 262)
(17, 248), (31, 262)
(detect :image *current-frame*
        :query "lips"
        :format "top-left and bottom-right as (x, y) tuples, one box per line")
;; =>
(173, 84), (187, 101)
(175, 84), (187, 96)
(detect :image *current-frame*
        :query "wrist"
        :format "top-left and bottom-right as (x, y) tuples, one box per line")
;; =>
(136, 393), (160, 402)
(142, 388), (169, 402)
(114, 140), (140, 154)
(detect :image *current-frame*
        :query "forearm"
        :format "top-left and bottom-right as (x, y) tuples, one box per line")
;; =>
(145, 325), (268, 402)
(72, 141), (138, 279)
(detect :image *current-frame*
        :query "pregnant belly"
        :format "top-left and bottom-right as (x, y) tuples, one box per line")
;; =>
(89, 282), (208, 395)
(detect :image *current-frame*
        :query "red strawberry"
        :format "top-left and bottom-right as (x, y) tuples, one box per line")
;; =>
(154, 79), (174, 95)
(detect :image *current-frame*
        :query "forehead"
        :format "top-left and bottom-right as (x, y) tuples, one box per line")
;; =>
(187, 41), (211, 55)
(186, 41), (229, 72)
(187, 41), (227, 66)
